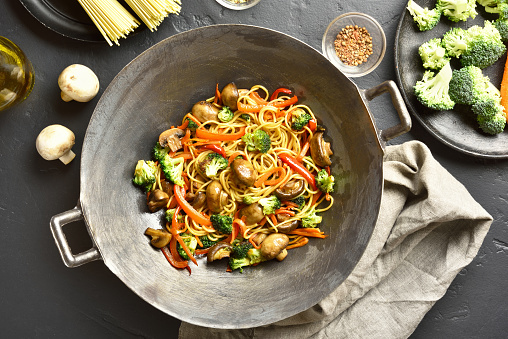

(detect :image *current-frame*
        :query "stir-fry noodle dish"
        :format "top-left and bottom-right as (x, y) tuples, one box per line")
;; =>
(133, 83), (337, 273)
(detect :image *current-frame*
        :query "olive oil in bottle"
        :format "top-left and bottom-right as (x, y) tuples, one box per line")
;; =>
(0, 37), (34, 111)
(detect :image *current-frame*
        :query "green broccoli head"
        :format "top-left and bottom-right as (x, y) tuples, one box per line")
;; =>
(448, 65), (486, 105)
(301, 210), (323, 228)
(472, 94), (505, 118)
(160, 156), (185, 187)
(477, 112), (506, 135)
(461, 39), (506, 69)
(419, 38), (450, 70)
(315, 169), (335, 193)
(153, 142), (169, 162)
(247, 248), (263, 265)
(133, 160), (157, 192)
(414, 62), (455, 110)
(478, 0), (508, 16)
(241, 129), (271, 153)
(442, 27), (469, 58)
(290, 195), (306, 210)
(258, 195), (281, 215)
(242, 195), (259, 205)
(218, 106), (234, 123)
(210, 214), (233, 235)
(290, 108), (313, 130)
(239, 113), (251, 122)
(198, 235), (219, 249)
(406, 0), (441, 31)
(165, 208), (184, 223)
(176, 233), (198, 260)
(198, 152), (228, 178)
(186, 118), (199, 131)
(231, 241), (254, 259)
(437, 0), (477, 22)
(228, 257), (251, 272)
(494, 18), (508, 42)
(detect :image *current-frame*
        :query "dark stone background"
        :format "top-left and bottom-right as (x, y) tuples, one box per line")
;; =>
(1, 1), (507, 338)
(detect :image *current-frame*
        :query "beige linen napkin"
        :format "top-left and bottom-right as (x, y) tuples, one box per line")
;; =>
(179, 140), (493, 339)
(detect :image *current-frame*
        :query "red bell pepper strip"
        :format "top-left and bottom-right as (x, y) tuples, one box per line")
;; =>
(278, 153), (317, 190)
(270, 88), (292, 101)
(199, 144), (227, 158)
(171, 205), (198, 266)
(174, 185), (212, 226)
(214, 83), (222, 105)
(308, 118), (317, 132)
(162, 243), (189, 270)
(176, 119), (189, 130)
(195, 126), (246, 141)
(237, 96), (298, 113)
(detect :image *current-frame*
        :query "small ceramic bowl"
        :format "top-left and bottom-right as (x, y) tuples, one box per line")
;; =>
(215, 0), (261, 10)
(322, 12), (386, 78)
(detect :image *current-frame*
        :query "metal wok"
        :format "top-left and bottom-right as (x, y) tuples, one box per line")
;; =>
(50, 24), (410, 329)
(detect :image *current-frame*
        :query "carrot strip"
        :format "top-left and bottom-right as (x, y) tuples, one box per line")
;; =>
(228, 151), (246, 165)
(195, 126), (246, 141)
(249, 236), (262, 249)
(289, 228), (327, 238)
(195, 248), (209, 255)
(185, 113), (202, 126)
(270, 214), (278, 225)
(254, 166), (285, 187)
(173, 152), (193, 160)
(284, 201), (300, 208)
(176, 119), (189, 130)
(501, 55), (508, 122)
(274, 209), (295, 216)
(195, 235), (203, 248)
(286, 237), (309, 250)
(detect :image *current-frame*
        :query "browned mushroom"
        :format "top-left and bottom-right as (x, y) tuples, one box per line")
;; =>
(275, 219), (299, 234)
(147, 189), (169, 212)
(251, 233), (267, 246)
(238, 203), (265, 225)
(231, 158), (256, 187)
(191, 191), (206, 209)
(159, 128), (186, 152)
(160, 179), (174, 197)
(144, 228), (172, 248)
(260, 233), (289, 260)
(206, 180), (228, 213)
(221, 82), (239, 110)
(192, 101), (220, 123)
(207, 242), (233, 262)
(309, 128), (333, 167)
(274, 179), (305, 200)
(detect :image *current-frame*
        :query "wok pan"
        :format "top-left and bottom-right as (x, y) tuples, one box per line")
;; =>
(50, 24), (411, 329)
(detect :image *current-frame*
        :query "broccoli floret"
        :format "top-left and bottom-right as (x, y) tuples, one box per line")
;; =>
(160, 156), (185, 187)
(153, 142), (169, 162)
(198, 152), (228, 178)
(419, 38), (450, 70)
(231, 241), (254, 259)
(240, 113), (251, 122)
(448, 65), (487, 105)
(165, 208), (185, 223)
(494, 18), (508, 41)
(290, 108), (312, 131)
(241, 129), (271, 153)
(228, 257), (251, 272)
(442, 27), (469, 58)
(198, 235), (219, 249)
(477, 112), (506, 135)
(242, 195), (259, 205)
(258, 195), (281, 215)
(315, 169), (335, 193)
(478, 0), (508, 15)
(247, 248), (263, 265)
(472, 95), (505, 118)
(290, 195), (306, 209)
(132, 160), (157, 192)
(406, 0), (442, 31)
(414, 61), (455, 110)
(186, 118), (199, 131)
(176, 233), (198, 260)
(437, 0), (477, 22)
(210, 214), (233, 235)
(461, 39), (506, 69)
(301, 210), (323, 228)
(218, 106), (234, 123)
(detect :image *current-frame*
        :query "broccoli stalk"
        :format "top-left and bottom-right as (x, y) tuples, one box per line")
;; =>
(290, 108), (312, 130)
(419, 38), (450, 70)
(477, 0), (508, 15)
(258, 195), (281, 215)
(133, 160), (157, 192)
(315, 169), (335, 193)
(210, 214), (233, 234)
(406, 0), (442, 31)
(177, 233), (198, 260)
(241, 129), (271, 153)
(437, 0), (477, 22)
(414, 61), (455, 110)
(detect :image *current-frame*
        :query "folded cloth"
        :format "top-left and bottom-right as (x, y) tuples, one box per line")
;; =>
(179, 140), (493, 339)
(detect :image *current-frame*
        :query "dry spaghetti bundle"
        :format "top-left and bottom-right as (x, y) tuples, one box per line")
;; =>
(78, 0), (182, 46)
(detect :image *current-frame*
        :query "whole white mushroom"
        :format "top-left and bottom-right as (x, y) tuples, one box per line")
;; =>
(36, 124), (76, 165)
(58, 64), (99, 102)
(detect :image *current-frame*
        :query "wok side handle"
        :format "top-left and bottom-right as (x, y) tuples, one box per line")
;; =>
(50, 205), (102, 268)
(363, 80), (411, 142)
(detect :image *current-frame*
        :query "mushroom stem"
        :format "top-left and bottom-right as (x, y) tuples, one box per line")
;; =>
(60, 92), (74, 102)
(58, 149), (76, 165)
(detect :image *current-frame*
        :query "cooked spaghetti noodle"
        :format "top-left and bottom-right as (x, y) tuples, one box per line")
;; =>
(135, 83), (336, 273)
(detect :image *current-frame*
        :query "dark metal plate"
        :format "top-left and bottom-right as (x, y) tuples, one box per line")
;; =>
(19, 0), (110, 42)
(395, 2), (508, 158)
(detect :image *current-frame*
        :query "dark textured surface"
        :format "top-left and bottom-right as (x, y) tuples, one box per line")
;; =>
(1, 1), (507, 338)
